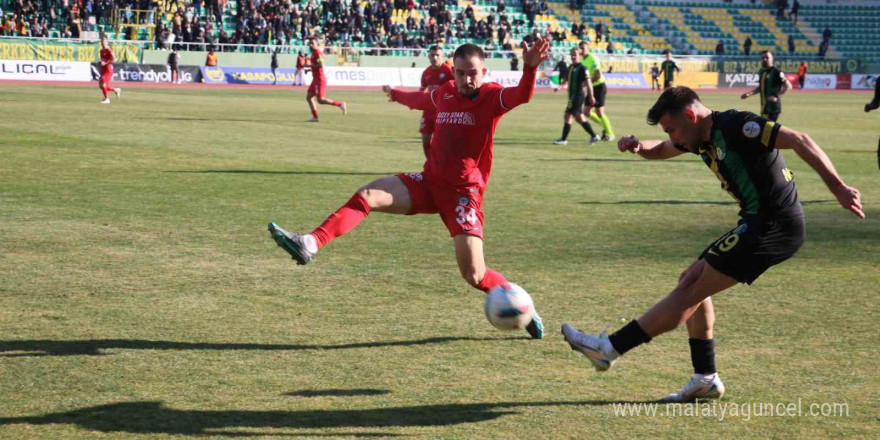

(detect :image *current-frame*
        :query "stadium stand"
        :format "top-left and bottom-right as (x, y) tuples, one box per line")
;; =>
(0, 0), (878, 63)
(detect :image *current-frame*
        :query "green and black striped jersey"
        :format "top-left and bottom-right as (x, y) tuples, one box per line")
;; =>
(759, 66), (786, 114)
(676, 110), (803, 220)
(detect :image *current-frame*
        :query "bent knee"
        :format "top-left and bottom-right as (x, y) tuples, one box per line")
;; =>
(459, 267), (483, 288)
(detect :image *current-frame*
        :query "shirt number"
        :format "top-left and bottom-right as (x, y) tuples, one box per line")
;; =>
(455, 206), (477, 225)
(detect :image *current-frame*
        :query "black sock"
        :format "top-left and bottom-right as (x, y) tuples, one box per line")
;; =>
(561, 123), (571, 140)
(689, 338), (716, 375)
(581, 121), (596, 137)
(608, 320), (651, 355)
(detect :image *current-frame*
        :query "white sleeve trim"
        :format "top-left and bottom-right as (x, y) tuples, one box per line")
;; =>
(499, 88), (511, 110)
(430, 89), (437, 109)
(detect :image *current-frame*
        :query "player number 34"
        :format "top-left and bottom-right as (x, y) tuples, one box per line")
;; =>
(455, 206), (477, 225)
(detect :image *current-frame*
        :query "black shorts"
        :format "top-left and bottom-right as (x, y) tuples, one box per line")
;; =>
(566, 93), (585, 115)
(699, 216), (805, 285)
(592, 83), (607, 107)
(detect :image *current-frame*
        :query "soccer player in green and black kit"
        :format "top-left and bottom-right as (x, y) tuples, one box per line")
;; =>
(865, 76), (880, 169)
(553, 48), (599, 145)
(578, 41), (615, 141)
(562, 87), (864, 403)
(661, 50), (681, 90)
(741, 51), (791, 121)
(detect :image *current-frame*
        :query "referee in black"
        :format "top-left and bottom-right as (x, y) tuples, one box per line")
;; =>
(553, 48), (599, 145)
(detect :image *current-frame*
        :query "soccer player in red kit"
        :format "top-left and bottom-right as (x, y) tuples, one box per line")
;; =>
(418, 45), (454, 158)
(269, 40), (551, 339)
(98, 37), (121, 104)
(306, 38), (346, 121)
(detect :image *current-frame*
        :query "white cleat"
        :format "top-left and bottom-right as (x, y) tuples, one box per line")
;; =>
(308, 117), (320, 122)
(114, 88), (121, 98)
(552, 139), (568, 145)
(589, 135), (600, 145)
(100, 98), (111, 104)
(661, 374), (726, 403)
(561, 323), (619, 372)
(340, 102), (347, 114)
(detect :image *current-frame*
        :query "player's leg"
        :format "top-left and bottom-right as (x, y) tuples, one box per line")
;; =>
(454, 234), (544, 339)
(865, 78), (880, 112)
(554, 111), (574, 145)
(306, 87), (320, 121)
(562, 259), (736, 372)
(315, 79), (346, 113)
(573, 112), (599, 143)
(99, 79), (109, 102)
(268, 175), (413, 265)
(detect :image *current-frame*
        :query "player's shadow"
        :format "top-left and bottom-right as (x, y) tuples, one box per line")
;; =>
(0, 336), (515, 357)
(0, 399), (657, 435)
(580, 199), (835, 206)
(166, 170), (394, 176)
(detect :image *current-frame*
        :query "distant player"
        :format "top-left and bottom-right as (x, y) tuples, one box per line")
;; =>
(562, 87), (863, 403)
(865, 76), (880, 169)
(306, 38), (346, 122)
(418, 45), (454, 158)
(98, 37), (120, 104)
(741, 51), (791, 121)
(553, 48), (598, 145)
(797, 61), (807, 89)
(267, 41), (552, 339)
(650, 63), (660, 91)
(294, 51), (305, 86)
(578, 41), (615, 141)
(660, 51), (681, 90)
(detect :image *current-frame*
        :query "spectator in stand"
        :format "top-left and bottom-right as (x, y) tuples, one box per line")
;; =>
(789, 0), (800, 25)
(743, 36), (752, 56)
(715, 40), (725, 56)
(595, 22), (603, 43)
(787, 35), (795, 55)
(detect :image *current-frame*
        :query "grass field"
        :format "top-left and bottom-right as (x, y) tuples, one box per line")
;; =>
(0, 84), (878, 439)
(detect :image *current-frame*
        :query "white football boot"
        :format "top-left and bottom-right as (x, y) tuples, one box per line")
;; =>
(661, 374), (725, 403)
(561, 323), (619, 372)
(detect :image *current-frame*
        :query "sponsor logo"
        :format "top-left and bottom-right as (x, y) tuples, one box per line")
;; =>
(458, 196), (470, 206)
(406, 172), (423, 182)
(205, 66), (224, 83)
(733, 223), (748, 235)
(0, 62), (68, 74)
(435, 111), (475, 125)
(742, 121), (761, 139)
(443, 93), (453, 99)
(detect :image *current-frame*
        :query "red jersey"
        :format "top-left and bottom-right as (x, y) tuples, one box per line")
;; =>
(390, 66), (538, 188)
(310, 48), (324, 79)
(421, 64), (453, 91)
(100, 48), (113, 72)
(296, 55), (305, 69)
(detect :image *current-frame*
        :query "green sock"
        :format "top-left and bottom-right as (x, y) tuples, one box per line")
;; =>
(600, 114), (614, 136)
(588, 112), (602, 125)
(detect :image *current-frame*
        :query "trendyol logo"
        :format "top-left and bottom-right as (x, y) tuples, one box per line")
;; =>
(435, 112), (476, 126)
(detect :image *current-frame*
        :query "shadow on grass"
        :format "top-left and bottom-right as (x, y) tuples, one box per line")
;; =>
(580, 199), (835, 206)
(0, 336), (522, 357)
(285, 389), (391, 397)
(166, 170), (395, 176)
(0, 399), (657, 435)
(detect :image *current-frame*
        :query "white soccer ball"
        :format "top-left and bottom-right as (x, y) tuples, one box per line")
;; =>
(484, 283), (535, 330)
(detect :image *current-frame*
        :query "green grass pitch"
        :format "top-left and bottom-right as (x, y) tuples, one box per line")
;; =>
(0, 84), (878, 439)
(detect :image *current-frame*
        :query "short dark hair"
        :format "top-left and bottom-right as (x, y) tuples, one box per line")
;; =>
(646, 86), (701, 126)
(760, 50), (772, 56)
(428, 45), (442, 52)
(453, 43), (485, 61)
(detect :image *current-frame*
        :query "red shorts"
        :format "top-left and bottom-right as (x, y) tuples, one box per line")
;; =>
(308, 76), (326, 97)
(396, 172), (485, 239)
(419, 112), (436, 135)
(100, 70), (112, 84)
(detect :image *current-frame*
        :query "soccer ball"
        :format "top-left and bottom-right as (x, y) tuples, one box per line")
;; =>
(484, 283), (535, 330)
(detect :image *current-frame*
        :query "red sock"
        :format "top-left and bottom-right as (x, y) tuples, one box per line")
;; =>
(331, 100), (343, 107)
(101, 86), (108, 99)
(310, 193), (371, 249)
(311, 109), (319, 118)
(476, 269), (508, 293)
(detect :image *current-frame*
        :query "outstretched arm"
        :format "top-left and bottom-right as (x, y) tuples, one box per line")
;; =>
(383, 85), (434, 111)
(774, 127), (864, 218)
(500, 38), (550, 110)
(617, 135), (687, 160)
